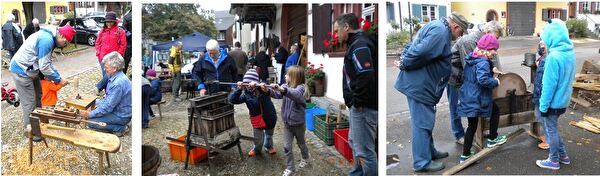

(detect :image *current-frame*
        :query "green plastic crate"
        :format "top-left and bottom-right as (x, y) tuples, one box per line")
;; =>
(313, 113), (349, 145)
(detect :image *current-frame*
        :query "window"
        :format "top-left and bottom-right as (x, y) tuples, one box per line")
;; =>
(217, 32), (225, 40)
(583, 2), (590, 13)
(421, 5), (436, 22)
(386, 2), (395, 23)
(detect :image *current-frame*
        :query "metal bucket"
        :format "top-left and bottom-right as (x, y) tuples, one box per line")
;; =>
(522, 53), (536, 67)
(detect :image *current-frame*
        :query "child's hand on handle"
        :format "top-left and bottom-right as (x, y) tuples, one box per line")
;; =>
(249, 81), (258, 89)
(259, 83), (268, 92)
(270, 84), (280, 91)
(495, 77), (501, 85)
(237, 81), (245, 90)
(200, 89), (207, 96)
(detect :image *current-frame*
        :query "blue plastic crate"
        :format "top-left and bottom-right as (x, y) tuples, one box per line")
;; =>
(305, 107), (326, 131)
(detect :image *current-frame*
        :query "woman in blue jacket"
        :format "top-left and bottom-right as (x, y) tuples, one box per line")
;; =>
(457, 34), (507, 163)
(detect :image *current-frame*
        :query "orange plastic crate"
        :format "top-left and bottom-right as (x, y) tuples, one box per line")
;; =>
(333, 128), (353, 162)
(168, 135), (208, 164)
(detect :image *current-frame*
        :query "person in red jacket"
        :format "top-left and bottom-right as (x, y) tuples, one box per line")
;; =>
(95, 11), (126, 94)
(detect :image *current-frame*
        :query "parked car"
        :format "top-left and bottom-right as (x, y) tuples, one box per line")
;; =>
(86, 15), (105, 27)
(59, 18), (100, 46)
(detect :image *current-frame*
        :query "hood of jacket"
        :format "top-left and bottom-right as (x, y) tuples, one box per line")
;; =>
(540, 19), (573, 53)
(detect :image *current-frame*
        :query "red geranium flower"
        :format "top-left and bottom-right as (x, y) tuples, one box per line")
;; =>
(309, 69), (316, 74)
(362, 20), (371, 31)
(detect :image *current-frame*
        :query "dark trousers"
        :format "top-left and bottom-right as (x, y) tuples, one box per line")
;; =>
(463, 103), (500, 155)
(142, 85), (153, 128)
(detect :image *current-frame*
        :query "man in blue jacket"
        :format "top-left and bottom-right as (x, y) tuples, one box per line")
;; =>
(394, 12), (471, 172)
(535, 19), (575, 170)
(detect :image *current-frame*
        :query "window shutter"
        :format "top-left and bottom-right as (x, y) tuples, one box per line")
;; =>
(387, 2), (396, 22)
(561, 9), (567, 21)
(311, 4), (332, 54)
(438, 5), (447, 20)
(412, 4), (422, 22)
(542, 8), (548, 21)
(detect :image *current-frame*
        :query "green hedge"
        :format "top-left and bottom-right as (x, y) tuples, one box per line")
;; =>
(565, 18), (588, 38)
(386, 31), (411, 50)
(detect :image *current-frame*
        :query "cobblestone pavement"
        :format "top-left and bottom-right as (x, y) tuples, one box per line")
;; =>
(1, 67), (132, 175)
(142, 93), (353, 175)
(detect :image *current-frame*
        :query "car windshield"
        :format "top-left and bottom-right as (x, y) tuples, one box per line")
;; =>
(83, 19), (98, 28)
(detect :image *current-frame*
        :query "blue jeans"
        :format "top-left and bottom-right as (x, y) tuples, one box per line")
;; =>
(252, 128), (275, 152)
(541, 111), (568, 162)
(96, 59), (109, 92)
(407, 97), (439, 170)
(88, 112), (131, 133)
(447, 85), (464, 140)
(348, 106), (377, 176)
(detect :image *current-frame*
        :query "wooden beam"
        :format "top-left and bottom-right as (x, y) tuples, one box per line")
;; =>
(442, 128), (525, 175)
(571, 97), (592, 108)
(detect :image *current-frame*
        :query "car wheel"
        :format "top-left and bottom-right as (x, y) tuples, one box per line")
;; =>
(88, 35), (97, 46)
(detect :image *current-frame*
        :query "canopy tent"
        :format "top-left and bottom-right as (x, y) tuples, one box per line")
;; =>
(148, 32), (230, 71)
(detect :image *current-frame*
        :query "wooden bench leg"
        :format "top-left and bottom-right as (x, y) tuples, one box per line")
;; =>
(29, 132), (33, 165)
(98, 151), (104, 174)
(106, 152), (111, 168)
(158, 104), (163, 121)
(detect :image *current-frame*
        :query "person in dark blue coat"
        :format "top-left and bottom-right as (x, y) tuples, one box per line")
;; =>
(394, 12), (471, 172)
(457, 34), (507, 163)
(228, 69), (278, 156)
(145, 69), (162, 118)
(533, 41), (549, 150)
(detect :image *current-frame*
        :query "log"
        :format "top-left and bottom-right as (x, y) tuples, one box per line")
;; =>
(442, 128), (525, 175)
(575, 73), (600, 82)
(571, 97), (592, 108)
(570, 121), (600, 134)
(572, 82), (600, 92)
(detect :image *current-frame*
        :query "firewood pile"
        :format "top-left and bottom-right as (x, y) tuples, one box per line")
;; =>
(570, 59), (600, 108)
(570, 115), (600, 134)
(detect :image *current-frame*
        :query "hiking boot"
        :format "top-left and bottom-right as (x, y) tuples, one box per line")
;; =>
(538, 136), (549, 149)
(414, 161), (445, 172)
(487, 135), (507, 148)
(536, 158), (560, 170)
(432, 150), (449, 160)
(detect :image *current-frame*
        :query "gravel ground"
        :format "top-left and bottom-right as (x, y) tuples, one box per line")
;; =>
(1, 67), (132, 175)
(142, 93), (353, 175)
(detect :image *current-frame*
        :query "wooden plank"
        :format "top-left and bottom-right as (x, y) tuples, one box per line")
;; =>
(570, 120), (600, 134)
(572, 82), (600, 92)
(571, 97), (592, 108)
(575, 73), (600, 82)
(40, 124), (121, 152)
(443, 128), (525, 175)
(493, 94), (534, 116)
(64, 93), (98, 110)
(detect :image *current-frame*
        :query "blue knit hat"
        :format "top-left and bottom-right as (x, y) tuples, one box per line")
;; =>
(243, 69), (259, 83)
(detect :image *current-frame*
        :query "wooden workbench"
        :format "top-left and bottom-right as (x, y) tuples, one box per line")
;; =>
(29, 124), (121, 174)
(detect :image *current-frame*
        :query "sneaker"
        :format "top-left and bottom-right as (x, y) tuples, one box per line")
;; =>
(298, 159), (309, 168)
(282, 169), (294, 176)
(559, 155), (571, 165)
(459, 151), (475, 163)
(114, 125), (129, 137)
(264, 147), (277, 154)
(248, 149), (256, 156)
(537, 142), (549, 150)
(487, 135), (507, 148)
(536, 158), (560, 170)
